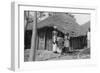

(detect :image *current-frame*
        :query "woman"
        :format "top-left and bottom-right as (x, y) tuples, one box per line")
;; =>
(61, 33), (70, 55)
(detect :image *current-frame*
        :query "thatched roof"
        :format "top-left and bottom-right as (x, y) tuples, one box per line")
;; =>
(26, 13), (90, 37)
(37, 13), (80, 36)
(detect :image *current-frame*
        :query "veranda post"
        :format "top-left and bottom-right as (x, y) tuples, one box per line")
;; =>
(28, 11), (37, 61)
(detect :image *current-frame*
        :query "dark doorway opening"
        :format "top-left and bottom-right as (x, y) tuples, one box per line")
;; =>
(24, 30), (32, 49)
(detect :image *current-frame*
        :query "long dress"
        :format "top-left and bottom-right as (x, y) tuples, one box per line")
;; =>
(52, 36), (57, 52)
(56, 37), (64, 53)
(64, 39), (69, 48)
(53, 43), (57, 52)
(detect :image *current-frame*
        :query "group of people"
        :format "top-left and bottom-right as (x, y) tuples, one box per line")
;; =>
(52, 26), (90, 55)
(52, 31), (70, 55)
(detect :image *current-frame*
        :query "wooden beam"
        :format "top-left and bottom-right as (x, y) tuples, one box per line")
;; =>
(28, 11), (37, 61)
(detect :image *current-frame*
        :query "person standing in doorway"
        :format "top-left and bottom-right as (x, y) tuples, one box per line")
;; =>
(62, 33), (70, 54)
(52, 26), (58, 53)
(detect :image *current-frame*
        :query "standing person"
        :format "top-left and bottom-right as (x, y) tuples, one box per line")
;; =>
(52, 34), (57, 53)
(87, 28), (90, 49)
(62, 33), (70, 54)
(52, 26), (58, 53)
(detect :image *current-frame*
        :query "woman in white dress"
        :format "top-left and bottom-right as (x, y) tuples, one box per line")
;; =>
(52, 30), (58, 53)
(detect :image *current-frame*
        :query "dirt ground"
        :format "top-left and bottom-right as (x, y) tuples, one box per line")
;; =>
(24, 48), (90, 62)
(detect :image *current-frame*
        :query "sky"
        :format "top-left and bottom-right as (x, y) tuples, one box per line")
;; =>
(72, 14), (90, 25)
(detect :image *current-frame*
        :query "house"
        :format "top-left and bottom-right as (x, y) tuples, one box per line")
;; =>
(24, 12), (90, 51)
